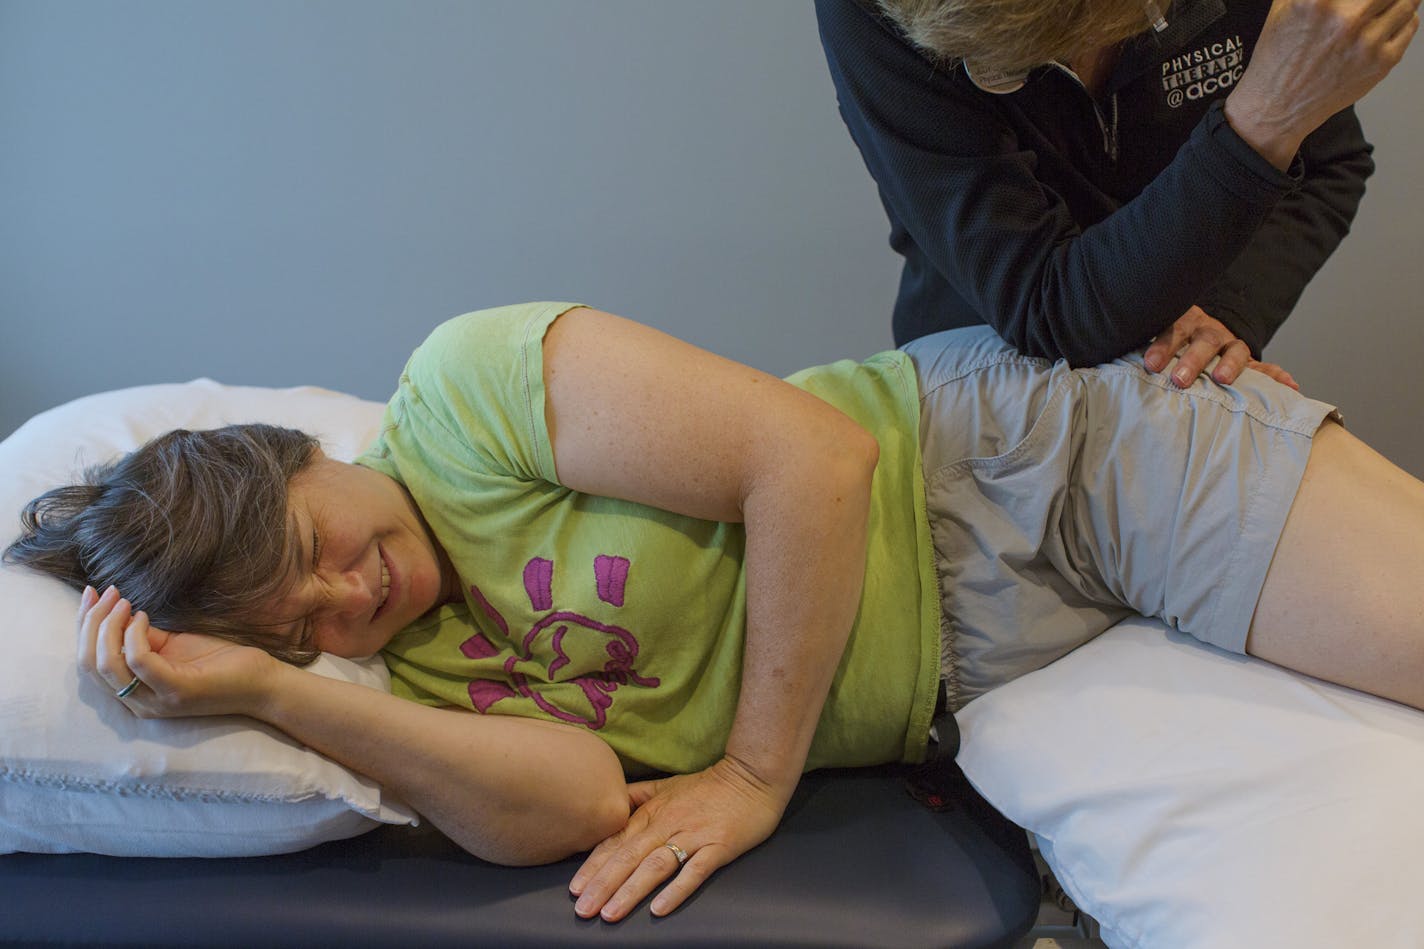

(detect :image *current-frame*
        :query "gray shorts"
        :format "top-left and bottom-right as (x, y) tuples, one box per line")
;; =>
(903, 327), (1340, 708)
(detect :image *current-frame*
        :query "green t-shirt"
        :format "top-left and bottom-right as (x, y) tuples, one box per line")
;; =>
(357, 302), (940, 777)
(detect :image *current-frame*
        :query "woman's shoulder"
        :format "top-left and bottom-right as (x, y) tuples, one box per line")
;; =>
(418, 302), (582, 353)
(400, 302), (582, 389)
(374, 303), (581, 482)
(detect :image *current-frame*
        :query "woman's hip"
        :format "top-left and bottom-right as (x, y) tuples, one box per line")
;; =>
(902, 327), (1339, 705)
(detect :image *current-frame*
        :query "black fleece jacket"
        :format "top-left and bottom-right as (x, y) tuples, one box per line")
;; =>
(816, 0), (1374, 363)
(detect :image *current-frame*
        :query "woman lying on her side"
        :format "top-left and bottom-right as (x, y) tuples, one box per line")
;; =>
(8, 302), (1423, 922)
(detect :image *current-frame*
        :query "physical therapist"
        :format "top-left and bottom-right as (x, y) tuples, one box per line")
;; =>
(815, 0), (1418, 385)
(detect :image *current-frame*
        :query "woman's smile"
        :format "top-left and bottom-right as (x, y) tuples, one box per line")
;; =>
(373, 545), (395, 622)
(273, 450), (455, 658)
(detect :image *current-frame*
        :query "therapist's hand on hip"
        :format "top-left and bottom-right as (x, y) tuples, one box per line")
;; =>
(1144, 307), (1299, 389)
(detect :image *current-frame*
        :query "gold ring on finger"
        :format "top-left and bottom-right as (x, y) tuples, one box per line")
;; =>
(663, 841), (689, 866)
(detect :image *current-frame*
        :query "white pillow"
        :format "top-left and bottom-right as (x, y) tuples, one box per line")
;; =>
(0, 379), (417, 857)
(957, 618), (1424, 948)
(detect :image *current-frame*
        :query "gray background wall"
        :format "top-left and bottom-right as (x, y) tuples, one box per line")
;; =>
(2, 0), (1420, 477)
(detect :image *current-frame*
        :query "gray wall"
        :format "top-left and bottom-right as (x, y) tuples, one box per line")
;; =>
(2, 1), (1421, 477)
(1268, 58), (1424, 477)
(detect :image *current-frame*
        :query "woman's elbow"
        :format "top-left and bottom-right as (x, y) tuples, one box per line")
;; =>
(575, 735), (633, 845)
(447, 735), (630, 866)
(540, 746), (630, 860)
(469, 783), (629, 867)
(574, 783), (633, 851)
(830, 420), (880, 499)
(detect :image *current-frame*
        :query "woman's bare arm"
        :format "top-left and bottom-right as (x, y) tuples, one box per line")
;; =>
(255, 659), (630, 865)
(539, 308), (879, 919)
(83, 586), (629, 866)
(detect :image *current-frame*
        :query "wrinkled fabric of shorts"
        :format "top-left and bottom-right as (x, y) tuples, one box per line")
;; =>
(904, 326), (1340, 708)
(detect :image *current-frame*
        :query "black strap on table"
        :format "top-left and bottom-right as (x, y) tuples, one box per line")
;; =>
(906, 678), (972, 811)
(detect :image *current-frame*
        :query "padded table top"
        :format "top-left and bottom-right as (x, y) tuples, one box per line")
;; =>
(0, 767), (1037, 948)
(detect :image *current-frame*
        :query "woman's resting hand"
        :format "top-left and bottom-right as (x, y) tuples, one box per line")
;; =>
(77, 584), (279, 719)
(542, 307), (876, 915)
(568, 755), (788, 921)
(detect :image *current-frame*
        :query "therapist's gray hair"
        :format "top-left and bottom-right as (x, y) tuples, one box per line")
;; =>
(5, 424), (322, 665)
(876, 0), (1163, 77)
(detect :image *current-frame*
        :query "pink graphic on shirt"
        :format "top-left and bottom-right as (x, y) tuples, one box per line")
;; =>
(460, 633), (517, 712)
(594, 555), (629, 606)
(467, 586), (509, 637)
(523, 557), (553, 611)
(460, 555), (658, 729)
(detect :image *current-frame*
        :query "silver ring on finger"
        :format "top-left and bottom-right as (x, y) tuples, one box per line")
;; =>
(663, 841), (689, 866)
(115, 676), (141, 699)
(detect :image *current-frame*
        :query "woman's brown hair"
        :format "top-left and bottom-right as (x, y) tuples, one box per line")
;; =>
(4, 424), (322, 665)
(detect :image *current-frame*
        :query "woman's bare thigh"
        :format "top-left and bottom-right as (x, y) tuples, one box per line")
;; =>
(1248, 421), (1424, 708)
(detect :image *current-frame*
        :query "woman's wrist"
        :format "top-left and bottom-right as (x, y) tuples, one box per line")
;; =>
(244, 655), (308, 724)
(715, 752), (797, 811)
(721, 727), (813, 805)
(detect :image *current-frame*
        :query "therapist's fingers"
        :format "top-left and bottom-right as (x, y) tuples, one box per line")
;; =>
(1209, 339), (1254, 386)
(1143, 321), (1190, 373)
(1247, 359), (1300, 390)
(1372, 0), (1421, 51)
(1145, 306), (1239, 384)
(1172, 329), (1234, 387)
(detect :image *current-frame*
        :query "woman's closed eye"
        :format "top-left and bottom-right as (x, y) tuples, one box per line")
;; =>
(298, 525), (322, 649)
(298, 617), (316, 651)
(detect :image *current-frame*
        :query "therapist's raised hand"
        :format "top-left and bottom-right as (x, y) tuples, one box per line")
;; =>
(568, 755), (787, 921)
(77, 583), (278, 719)
(1228, 0), (1419, 169)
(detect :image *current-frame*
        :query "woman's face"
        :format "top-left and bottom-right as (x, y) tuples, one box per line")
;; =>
(261, 451), (456, 659)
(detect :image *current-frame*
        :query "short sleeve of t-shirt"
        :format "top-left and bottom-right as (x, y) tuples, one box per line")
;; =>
(357, 301), (580, 486)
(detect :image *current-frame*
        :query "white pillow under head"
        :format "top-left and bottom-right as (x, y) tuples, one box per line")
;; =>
(0, 379), (416, 857)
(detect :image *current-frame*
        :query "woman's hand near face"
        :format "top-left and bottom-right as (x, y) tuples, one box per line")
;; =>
(77, 583), (629, 865)
(77, 584), (279, 719)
